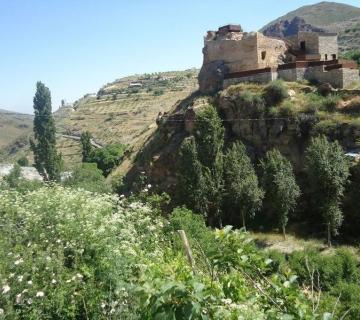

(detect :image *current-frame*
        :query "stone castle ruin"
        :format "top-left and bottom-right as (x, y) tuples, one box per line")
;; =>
(198, 24), (360, 93)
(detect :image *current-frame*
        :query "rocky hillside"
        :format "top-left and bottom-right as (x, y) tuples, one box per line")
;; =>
(128, 81), (360, 193)
(261, 1), (360, 52)
(0, 109), (33, 162)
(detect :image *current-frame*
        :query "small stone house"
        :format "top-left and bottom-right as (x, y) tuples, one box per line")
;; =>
(199, 24), (360, 93)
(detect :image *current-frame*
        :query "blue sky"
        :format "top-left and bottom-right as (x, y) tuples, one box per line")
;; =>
(0, 0), (359, 114)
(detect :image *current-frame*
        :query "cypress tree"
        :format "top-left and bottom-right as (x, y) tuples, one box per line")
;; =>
(80, 131), (93, 162)
(30, 82), (62, 181)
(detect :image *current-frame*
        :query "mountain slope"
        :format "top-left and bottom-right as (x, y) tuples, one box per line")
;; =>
(261, 1), (360, 52)
(54, 69), (199, 169)
(0, 109), (33, 161)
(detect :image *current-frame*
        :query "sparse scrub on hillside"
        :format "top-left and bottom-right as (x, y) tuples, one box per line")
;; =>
(262, 80), (289, 107)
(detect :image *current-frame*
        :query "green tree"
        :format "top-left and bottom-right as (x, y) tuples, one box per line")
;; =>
(87, 144), (125, 176)
(30, 82), (62, 181)
(80, 131), (93, 162)
(260, 149), (300, 239)
(178, 137), (208, 215)
(194, 106), (225, 225)
(305, 135), (349, 246)
(224, 141), (263, 230)
(178, 106), (225, 226)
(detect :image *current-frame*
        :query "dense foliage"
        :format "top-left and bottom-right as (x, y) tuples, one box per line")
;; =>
(63, 163), (111, 193)
(0, 185), (325, 319)
(86, 144), (126, 176)
(224, 142), (263, 229)
(305, 135), (350, 246)
(30, 82), (62, 181)
(260, 149), (300, 238)
(80, 131), (93, 162)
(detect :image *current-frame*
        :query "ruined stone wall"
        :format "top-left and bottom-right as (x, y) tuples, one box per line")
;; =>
(297, 32), (320, 54)
(223, 70), (277, 88)
(203, 32), (286, 74)
(256, 33), (287, 69)
(278, 68), (306, 82)
(341, 68), (360, 88)
(204, 33), (259, 73)
(318, 35), (338, 60)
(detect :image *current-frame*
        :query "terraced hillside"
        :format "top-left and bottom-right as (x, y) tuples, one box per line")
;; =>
(0, 109), (33, 162)
(54, 69), (199, 169)
(261, 1), (360, 52)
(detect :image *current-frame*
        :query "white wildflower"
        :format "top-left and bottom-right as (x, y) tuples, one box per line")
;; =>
(36, 291), (45, 298)
(120, 194), (125, 198)
(2, 284), (10, 294)
(143, 188), (148, 192)
(27, 298), (33, 305)
(17, 275), (23, 282)
(9, 273), (15, 278)
(147, 184), (152, 188)
(0, 308), (3, 315)
(101, 302), (106, 309)
(16, 293), (22, 304)
(51, 279), (57, 284)
(76, 273), (83, 279)
(27, 280), (33, 286)
(46, 256), (51, 261)
(14, 258), (23, 265)
(66, 279), (72, 283)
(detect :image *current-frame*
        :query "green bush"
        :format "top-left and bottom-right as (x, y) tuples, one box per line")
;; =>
(153, 89), (164, 96)
(278, 101), (296, 118)
(16, 156), (29, 167)
(320, 95), (340, 113)
(87, 144), (126, 176)
(262, 80), (289, 107)
(63, 163), (111, 193)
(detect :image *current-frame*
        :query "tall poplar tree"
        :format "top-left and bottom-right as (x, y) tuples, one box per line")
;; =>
(260, 149), (300, 239)
(30, 82), (62, 181)
(305, 135), (349, 246)
(224, 141), (263, 230)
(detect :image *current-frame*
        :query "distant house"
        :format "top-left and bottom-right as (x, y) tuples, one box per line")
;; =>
(129, 82), (143, 88)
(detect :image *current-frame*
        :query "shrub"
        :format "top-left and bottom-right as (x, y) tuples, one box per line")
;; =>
(63, 163), (111, 193)
(278, 101), (296, 118)
(320, 95), (340, 112)
(262, 80), (289, 107)
(153, 89), (164, 96)
(16, 156), (29, 167)
(87, 144), (126, 176)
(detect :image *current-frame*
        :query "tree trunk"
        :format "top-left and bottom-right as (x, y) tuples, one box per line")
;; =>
(241, 211), (246, 231)
(327, 223), (332, 247)
(282, 224), (286, 240)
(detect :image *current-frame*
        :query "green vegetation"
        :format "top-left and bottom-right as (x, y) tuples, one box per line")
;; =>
(30, 82), (62, 181)
(179, 106), (224, 225)
(260, 149), (300, 239)
(80, 131), (92, 162)
(224, 142), (263, 229)
(63, 163), (111, 193)
(0, 184), (329, 319)
(86, 144), (126, 177)
(305, 136), (350, 246)
(262, 80), (289, 107)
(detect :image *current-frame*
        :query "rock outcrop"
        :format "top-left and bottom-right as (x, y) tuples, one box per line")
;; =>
(198, 60), (229, 94)
(262, 16), (326, 39)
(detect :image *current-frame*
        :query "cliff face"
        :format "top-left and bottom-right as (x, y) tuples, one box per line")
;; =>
(129, 84), (360, 194)
(262, 16), (325, 39)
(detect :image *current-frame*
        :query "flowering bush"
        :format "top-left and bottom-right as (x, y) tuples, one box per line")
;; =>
(0, 185), (324, 319)
(0, 186), (165, 319)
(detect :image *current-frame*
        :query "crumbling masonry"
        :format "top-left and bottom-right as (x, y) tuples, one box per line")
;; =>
(198, 24), (360, 93)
